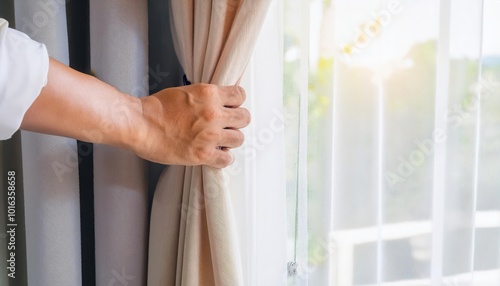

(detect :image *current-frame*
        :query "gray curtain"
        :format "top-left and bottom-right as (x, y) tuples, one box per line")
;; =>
(14, 1), (83, 285)
(89, 0), (149, 285)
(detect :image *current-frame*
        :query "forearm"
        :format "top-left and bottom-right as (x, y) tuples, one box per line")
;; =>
(21, 58), (143, 151)
(20, 58), (249, 168)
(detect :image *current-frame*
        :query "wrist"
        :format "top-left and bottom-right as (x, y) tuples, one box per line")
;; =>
(132, 95), (165, 162)
(111, 94), (145, 154)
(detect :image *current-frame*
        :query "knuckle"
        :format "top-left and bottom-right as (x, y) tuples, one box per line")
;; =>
(237, 86), (246, 102)
(235, 131), (245, 147)
(197, 129), (220, 149)
(201, 107), (219, 122)
(204, 128), (220, 141)
(194, 147), (213, 163)
(218, 153), (233, 168)
(197, 83), (218, 98)
(241, 108), (251, 125)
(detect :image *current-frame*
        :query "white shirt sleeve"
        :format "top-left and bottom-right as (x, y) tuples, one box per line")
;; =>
(0, 18), (49, 140)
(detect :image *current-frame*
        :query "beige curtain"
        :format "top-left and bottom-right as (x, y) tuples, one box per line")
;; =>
(148, 1), (271, 285)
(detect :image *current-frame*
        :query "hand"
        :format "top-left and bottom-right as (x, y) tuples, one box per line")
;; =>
(135, 84), (250, 168)
(20, 58), (249, 168)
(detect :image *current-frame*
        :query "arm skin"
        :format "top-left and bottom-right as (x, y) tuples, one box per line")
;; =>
(20, 58), (250, 168)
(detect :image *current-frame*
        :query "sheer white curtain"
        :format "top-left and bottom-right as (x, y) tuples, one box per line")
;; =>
(230, 1), (288, 284)
(148, 0), (287, 285)
(286, 0), (500, 285)
(14, 1), (83, 285)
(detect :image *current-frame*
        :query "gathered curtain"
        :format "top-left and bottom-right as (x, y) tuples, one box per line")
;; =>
(2, 0), (287, 285)
(148, 0), (273, 285)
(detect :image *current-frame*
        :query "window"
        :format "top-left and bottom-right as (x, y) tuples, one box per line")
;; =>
(284, 1), (500, 285)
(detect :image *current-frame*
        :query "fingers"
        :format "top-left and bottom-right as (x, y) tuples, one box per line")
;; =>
(208, 149), (235, 168)
(218, 85), (246, 107)
(222, 107), (251, 129)
(219, 129), (245, 148)
(185, 84), (247, 168)
(207, 129), (243, 168)
(202, 128), (243, 168)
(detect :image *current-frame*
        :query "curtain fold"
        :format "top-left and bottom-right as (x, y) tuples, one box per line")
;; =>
(296, 0), (500, 284)
(148, 1), (272, 285)
(89, 0), (149, 285)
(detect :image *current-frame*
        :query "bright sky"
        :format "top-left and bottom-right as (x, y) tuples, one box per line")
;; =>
(310, 0), (500, 68)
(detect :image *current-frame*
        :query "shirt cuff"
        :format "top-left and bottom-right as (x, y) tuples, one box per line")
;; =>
(0, 19), (49, 140)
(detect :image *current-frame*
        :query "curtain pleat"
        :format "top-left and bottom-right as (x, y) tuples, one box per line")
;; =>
(65, 1), (95, 283)
(229, 1), (288, 282)
(325, 1), (500, 284)
(148, 1), (272, 285)
(89, 0), (149, 285)
(431, 1), (451, 283)
(13, 1), (83, 285)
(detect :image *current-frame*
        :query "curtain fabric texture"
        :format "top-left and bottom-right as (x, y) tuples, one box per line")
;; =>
(11, 0), (150, 285)
(148, 1), (272, 285)
(89, 0), (149, 285)
(285, 0), (500, 285)
(14, 1), (83, 285)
